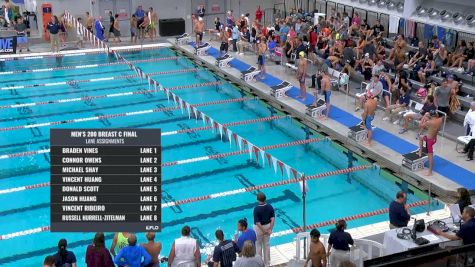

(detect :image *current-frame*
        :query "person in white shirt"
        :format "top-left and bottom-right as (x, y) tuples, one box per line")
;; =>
(463, 102), (475, 136)
(355, 74), (382, 112)
(168, 226), (200, 267)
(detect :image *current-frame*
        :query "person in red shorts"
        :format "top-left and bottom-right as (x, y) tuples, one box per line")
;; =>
(418, 110), (443, 176)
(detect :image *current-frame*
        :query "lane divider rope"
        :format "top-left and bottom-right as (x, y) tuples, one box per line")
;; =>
(0, 97), (251, 132)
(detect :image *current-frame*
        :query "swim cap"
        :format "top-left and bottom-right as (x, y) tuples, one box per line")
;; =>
(299, 51), (305, 58)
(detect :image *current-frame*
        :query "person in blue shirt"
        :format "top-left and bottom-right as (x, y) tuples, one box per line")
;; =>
(389, 191), (410, 229)
(235, 218), (256, 253)
(436, 206), (475, 245)
(135, 6), (145, 38)
(327, 220), (354, 267)
(383, 87), (410, 122)
(114, 234), (151, 267)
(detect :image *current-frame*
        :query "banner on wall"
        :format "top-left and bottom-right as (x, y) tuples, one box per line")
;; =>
(118, 8), (128, 19)
(211, 4), (220, 12)
(0, 36), (17, 54)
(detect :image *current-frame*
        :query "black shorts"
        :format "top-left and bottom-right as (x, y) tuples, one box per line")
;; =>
(438, 106), (449, 114)
(220, 42), (228, 52)
(137, 18), (145, 28)
(196, 32), (203, 41)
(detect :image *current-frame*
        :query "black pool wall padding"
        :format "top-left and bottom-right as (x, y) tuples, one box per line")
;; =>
(159, 18), (186, 37)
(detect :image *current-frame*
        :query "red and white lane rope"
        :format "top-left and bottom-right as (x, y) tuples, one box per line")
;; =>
(272, 200), (429, 237)
(161, 165), (368, 207)
(0, 56), (182, 75)
(0, 70), (205, 110)
(0, 97), (250, 133)
(0, 115), (285, 161)
(0, 190), (427, 241)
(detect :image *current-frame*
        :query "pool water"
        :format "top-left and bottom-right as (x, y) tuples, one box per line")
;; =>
(0, 48), (442, 266)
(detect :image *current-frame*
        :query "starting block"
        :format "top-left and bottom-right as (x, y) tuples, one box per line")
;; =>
(402, 150), (428, 171)
(270, 81), (292, 98)
(306, 99), (326, 118)
(216, 54), (233, 68)
(348, 124), (368, 142)
(241, 66), (261, 82)
(195, 43), (210, 56)
(175, 33), (189, 45)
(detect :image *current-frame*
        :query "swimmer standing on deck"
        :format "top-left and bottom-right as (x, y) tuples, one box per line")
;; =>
(362, 95), (377, 146)
(418, 110), (443, 176)
(297, 51), (307, 101)
(195, 17), (204, 48)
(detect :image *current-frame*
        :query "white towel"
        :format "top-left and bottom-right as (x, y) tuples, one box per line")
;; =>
(389, 15), (400, 34)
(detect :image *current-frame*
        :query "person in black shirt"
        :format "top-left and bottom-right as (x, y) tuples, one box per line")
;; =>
(53, 238), (77, 267)
(370, 19), (384, 38)
(327, 220), (354, 267)
(253, 192), (274, 267)
(388, 191), (410, 229)
(47, 15), (60, 53)
(210, 230), (239, 267)
(436, 206), (475, 245)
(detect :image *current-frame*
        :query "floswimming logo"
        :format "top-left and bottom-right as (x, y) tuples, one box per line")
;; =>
(0, 37), (17, 54)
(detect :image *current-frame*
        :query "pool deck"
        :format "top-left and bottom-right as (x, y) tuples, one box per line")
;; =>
(169, 39), (475, 200)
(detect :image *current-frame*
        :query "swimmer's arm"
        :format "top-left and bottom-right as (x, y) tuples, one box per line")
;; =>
(168, 241), (176, 267)
(110, 233), (118, 256)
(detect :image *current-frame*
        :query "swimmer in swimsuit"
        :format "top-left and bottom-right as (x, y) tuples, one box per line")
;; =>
(194, 17), (205, 48)
(418, 110), (443, 176)
(257, 36), (267, 79)
(321, 70), (331, 119)
(362, 96), (378, 146)
(297, 51), (307, 101)
(305, 229), (327, 267)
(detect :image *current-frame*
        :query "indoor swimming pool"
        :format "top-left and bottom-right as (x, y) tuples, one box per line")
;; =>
(0, 47), (442, 266)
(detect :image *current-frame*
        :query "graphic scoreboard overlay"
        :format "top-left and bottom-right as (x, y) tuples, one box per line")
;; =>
(50, 129), (161, 232)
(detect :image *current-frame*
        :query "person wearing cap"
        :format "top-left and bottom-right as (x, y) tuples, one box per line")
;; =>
(53, 239), (77, 267)
(257, 36), (267, 80)
(418, 109), (443, 176)
(194, 16), (205, 48)
(297, 51), (308, 101)
(327, 220), (354, 267)
(434, 77), (451, 115)
(362, 92), (378, 146)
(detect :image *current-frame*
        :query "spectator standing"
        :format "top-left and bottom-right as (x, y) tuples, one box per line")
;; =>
(255, 6), (263, 22)
(434, 78), (451, 114)
(114, 234), (151, 267)
(327, 220), (354, 267)
(135, 5), (146, 38)
(456, 188), (472, 214)
(211, 230), (239, 267)
(86, 233), (114, 267)
(462, 124), (475, 161)
(47, 15), (60, 53)
(106, 11), (114, 41)
(435, 207), (475, 245)
(141, 232), (162, 267)
(253, 192), (274, 267)
(95, 16), (105, 41)
(231, 23), (239, 52)
(389, 191), (410, 229)
(305, 229), (327, 267)
(234, 241), (265, 267)
(236, 218), (257, 251)
(110, 232), (131, 260)
(53, 239), (77, 267)
(130, 14), (138, 44)
(168, 226), (200, 267)
(14, 16), (30, 52)
(418, 110), (443, 176)
(464, 101), (475, 134)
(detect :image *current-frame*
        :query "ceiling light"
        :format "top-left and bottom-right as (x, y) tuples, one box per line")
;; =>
(359, 0), (368, 4)
(428, 8), (439, 18)
(416, 6), (427, 16)
(396, 3), (404, 12)
(369, 0), (378, 5)
(378, 0), (387, 8)
(387, 1), (396, 10)
(453, 12), (465, 24)
(440, 10), (452, 21)
(466, 14), (475, 26)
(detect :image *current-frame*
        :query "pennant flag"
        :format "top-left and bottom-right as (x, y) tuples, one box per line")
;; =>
(259, 149), (265, 164)
(227, 129), (233, 146)
(265, 153), (272, 167)
(148, 76), (152, 91)
(218, 123), (223, 140)
(192, 107), (197, 120)
(284, 164), (291, 179)
(271, 156), (278, 174)
(291, 168), (298, 179)
(173, 94), (178, 105)
(154, 80), (158, 91)
(252, 146), (259, 163)
(210, 118), (215, 132)
(247, 142), (253, 160)
(186, 102), (191, 119)
(180, 100), (185, 114)
(205, 116), (210, 126)
(278, 161), (284, 176)
(237, 135), (243, 150)
(232, 133), (237, 146)
(166, 88), (171, 102)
